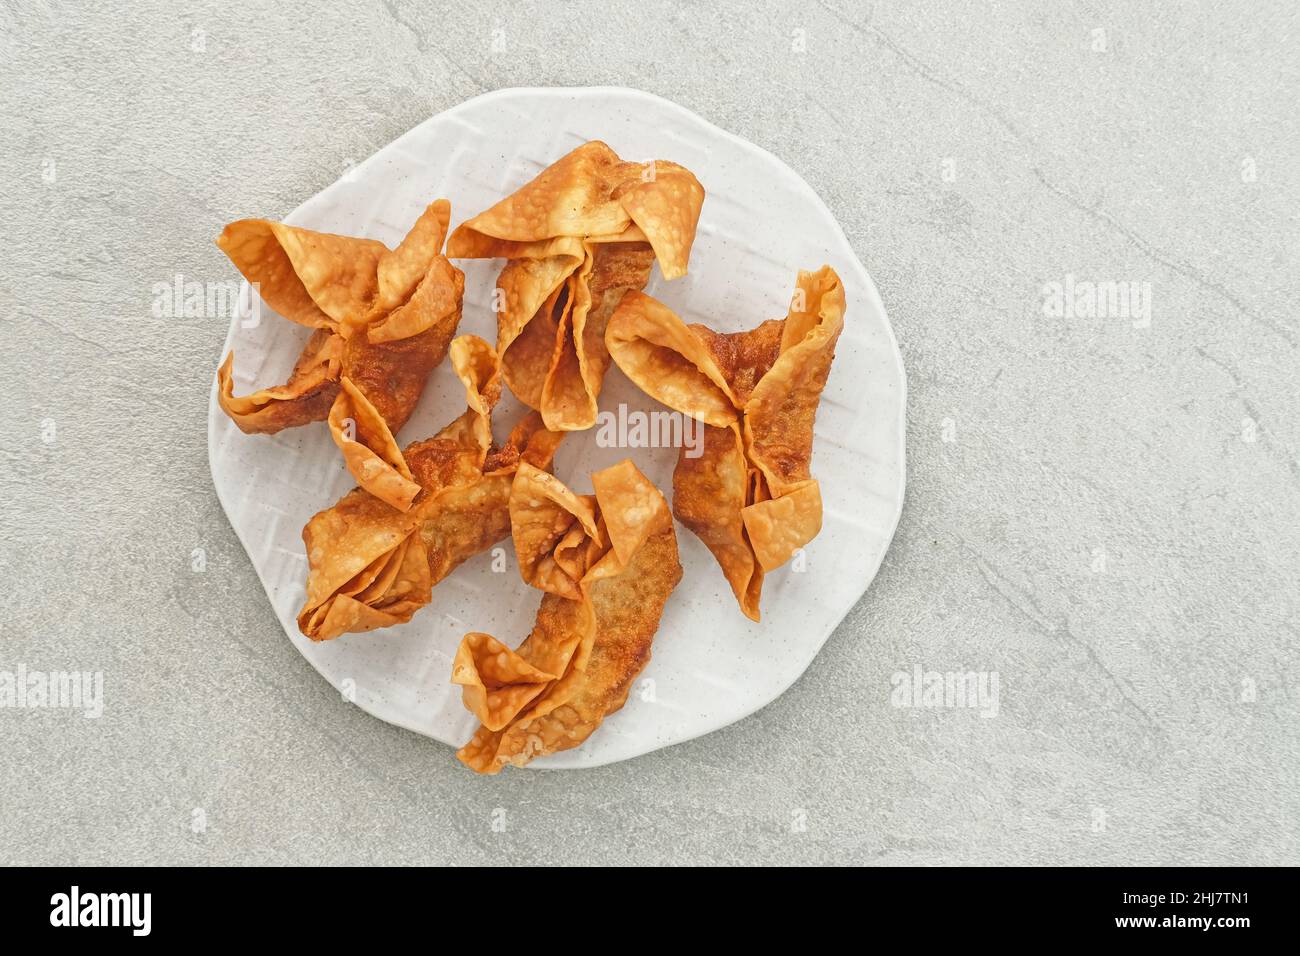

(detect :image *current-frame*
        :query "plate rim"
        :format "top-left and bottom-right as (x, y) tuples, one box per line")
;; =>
(207, 84), (908, 769)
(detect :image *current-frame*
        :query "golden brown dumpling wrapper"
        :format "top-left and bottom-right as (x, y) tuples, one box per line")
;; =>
(509, 468), (600, 601)
(606, 266), (845, 621)
(216, 201), (465, 502)
(446, 143), (703, 275)
(493, 254), (579, 410)
(450, 632), (558, 733)
(327, 377), (421, 512)
(603, 291), (739, 426)
(325, 325), (491, 512)
(216, 220), (387, 330)
(297, 335), (564, 641)
(446, 142), (704, 431)
(373, 200), (453, 320)
(452, 460), (682, 773)
(672, 422), (764, 620)
(216, 329), (342, 434)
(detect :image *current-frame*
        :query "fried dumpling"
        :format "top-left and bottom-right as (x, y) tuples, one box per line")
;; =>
(446, 142), (704, 431)
(452, 460), (682, 773)
(605, 266), (845, 620)
(216, 200), (465, 508)
(297, 335), (564, 641)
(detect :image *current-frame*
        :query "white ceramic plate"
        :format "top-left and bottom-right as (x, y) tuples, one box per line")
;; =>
(208, 87), (906, 769)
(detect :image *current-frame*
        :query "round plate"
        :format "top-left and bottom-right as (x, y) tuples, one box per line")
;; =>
(207, 87), (906, 769)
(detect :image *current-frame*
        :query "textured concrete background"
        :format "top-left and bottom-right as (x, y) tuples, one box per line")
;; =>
(2, 0), (1297, 866)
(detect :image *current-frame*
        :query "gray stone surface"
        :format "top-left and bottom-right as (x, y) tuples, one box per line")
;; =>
(1, 0), (1297, 866)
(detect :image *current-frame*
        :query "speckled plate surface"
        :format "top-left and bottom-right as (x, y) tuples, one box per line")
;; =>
(207, 87), (906, 770)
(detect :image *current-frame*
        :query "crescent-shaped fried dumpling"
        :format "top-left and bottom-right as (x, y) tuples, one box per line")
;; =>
(216, 200), (465, 507)
(452, 460), (682, 773)
(605, 266), (845, 621)
(297, 335), (564, 641)
(446, 142), (705, 431)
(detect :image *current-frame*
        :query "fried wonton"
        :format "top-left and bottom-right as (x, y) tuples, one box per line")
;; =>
(605, 266), (845, 621)
(297, 335), (564, 641)
(452, 459), (682, 773)
(216, 200), (465, 508)
(446, 142), (705, 432)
